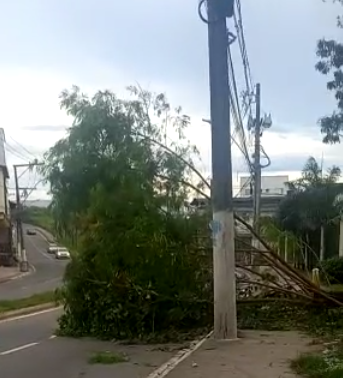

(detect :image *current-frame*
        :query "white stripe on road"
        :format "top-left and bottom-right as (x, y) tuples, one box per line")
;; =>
(0, 306), (62, 324)
(0, 342), (39, 356)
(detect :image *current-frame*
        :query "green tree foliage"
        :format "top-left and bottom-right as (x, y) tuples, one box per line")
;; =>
(21, 206), (54, 233)
(320, 257), (343, 284)
(42, 85), (212, 340)
(316, 0), (343, 143)
(277, 157), (343, 262)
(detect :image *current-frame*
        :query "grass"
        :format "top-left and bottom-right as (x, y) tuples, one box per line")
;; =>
(291, 348), (343, 378)
(324, 284), (343, 293)
(0, 291), (60, 314)
(87, 351), (129, 365)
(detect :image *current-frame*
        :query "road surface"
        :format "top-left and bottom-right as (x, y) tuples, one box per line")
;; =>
(0, 225), (68, 300)
(0, 308), (179, 378)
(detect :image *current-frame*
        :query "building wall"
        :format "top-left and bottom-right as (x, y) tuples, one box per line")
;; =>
(0, 170), (7, 215)
(239, 175), (289, 197)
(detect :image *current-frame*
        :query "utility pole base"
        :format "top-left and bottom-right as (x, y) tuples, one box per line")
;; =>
(19, 261), (29, 272)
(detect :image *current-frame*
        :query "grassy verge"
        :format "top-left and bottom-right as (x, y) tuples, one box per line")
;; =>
(291, 343), (343, 378)
(88, 351), (129, 365)
(0, 291), (61, 314)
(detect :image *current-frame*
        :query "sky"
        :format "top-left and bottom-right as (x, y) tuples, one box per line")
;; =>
(0, 0), (342, 199)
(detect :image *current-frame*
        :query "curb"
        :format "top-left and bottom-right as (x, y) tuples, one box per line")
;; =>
(147, 331), (214, 378)
(0, 264), (35, 283)
(0, 265), (35, 284)
(0, 302), (61, 321)
(34, 228), (55, 244)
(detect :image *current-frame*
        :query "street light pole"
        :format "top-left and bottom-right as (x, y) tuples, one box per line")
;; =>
(206, 0), (237, 339)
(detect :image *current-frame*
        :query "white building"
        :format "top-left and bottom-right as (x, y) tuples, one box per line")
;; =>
(239, 175), (289, 197)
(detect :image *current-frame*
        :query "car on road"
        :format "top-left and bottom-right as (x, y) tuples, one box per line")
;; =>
(47, 243), (58, 254)
(26, 229), (36, 235)
(55, 247), (70, 260)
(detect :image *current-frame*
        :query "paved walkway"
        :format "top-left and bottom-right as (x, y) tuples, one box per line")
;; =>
(0, 267), (20, 284)
(167, 331), (317, 378)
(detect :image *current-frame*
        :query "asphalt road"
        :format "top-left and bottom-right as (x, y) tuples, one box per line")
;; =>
(0, 225), (68, 300)
(0, 308), (178, 378)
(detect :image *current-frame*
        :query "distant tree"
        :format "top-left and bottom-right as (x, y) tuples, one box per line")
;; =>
(277, 157), (343, 263)
(316, 0), (343, 143)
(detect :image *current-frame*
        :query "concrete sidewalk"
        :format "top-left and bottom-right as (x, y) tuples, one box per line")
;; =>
(166, 331), (317, 378)
(0, 267), (21, 284)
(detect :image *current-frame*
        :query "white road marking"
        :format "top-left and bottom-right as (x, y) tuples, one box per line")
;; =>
(49, 335), (57, 340)
(0, 306), (62, 324)
(0, 342), (39, 356)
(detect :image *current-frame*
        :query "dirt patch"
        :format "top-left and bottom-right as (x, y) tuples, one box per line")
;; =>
(166, 330), (320, 378)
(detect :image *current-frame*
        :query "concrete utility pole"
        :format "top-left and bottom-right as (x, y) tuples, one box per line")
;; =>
(13, 162), (43, 272)
(206, 0), (237, 339)
(14, 165), (28, 272)
(253, 83), (261, 233)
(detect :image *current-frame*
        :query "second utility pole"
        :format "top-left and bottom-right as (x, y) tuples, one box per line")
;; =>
(207, 0), (237, 339)
(253, 83), (261, 233)
(14, 165), (28, 272)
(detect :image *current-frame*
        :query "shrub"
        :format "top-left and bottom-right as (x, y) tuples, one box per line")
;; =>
(57, 186), (213, 341)
(320, 257), (343, 284)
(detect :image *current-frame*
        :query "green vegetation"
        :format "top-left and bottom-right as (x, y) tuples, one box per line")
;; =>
(291, 348), (343, 378)
(41, 85), (212, 341)
(320, 258), (343, 284)
(0, 291), (61, 314)
(276, 157), (343, 266)
(21, 206), (54, 233)
(238, 301), (343, 377)
(316, 0), (343, 144)
(88, 351), (129, 365)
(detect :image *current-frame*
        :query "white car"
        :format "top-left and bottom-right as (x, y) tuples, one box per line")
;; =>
(47, 244), (58, 254)
(55, 248), (70, 259)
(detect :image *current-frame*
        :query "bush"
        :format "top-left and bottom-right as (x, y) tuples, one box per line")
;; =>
(320, 257), (343, 284)
(57, 186), (213, 341)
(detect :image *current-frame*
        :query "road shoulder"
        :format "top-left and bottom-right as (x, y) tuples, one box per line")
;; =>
(165, 330), (319, 378)
(0, 266), (33, 284)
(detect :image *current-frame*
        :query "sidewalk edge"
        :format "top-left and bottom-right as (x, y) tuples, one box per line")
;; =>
(147, 331), (213, 378)
(0, 264), (35, 284)
(0, 302), (61, 321)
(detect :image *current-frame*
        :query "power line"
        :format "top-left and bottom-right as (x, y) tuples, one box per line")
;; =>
(5, 143), (29, 162)
(233, 0), (254, 118)
(9, 137), (38, 161)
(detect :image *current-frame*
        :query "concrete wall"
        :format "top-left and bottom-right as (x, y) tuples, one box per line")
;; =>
(0, 170), (7, 215)
(239, 175), (289, 197)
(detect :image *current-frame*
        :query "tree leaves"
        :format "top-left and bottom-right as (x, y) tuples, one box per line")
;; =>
(42, 85), (212, 340)
(316, 2), (343, 143)
(278, 157), (343, 235)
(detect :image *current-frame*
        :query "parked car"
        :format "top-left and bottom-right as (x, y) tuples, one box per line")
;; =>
(26, 229), (36, 236)
(55, 248), (70, 260)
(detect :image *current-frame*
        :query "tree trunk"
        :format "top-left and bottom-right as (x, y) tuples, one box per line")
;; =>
(339, 217), (343, 258)
(305, 233), (309, 270)
(320, 225), (325, 261)
(284, 234), (288, 263)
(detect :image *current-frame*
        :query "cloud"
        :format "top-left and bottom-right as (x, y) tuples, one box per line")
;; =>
(1, 0), (343, 200)
(21, 125), (69, 132)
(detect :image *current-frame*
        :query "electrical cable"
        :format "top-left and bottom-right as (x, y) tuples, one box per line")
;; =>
(10, 137), (38, 161)
(198, 0), (269, 193)
(227, 43), (253, 174)
(233, 0), (254, 119)
(5, 144), (29, 162)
